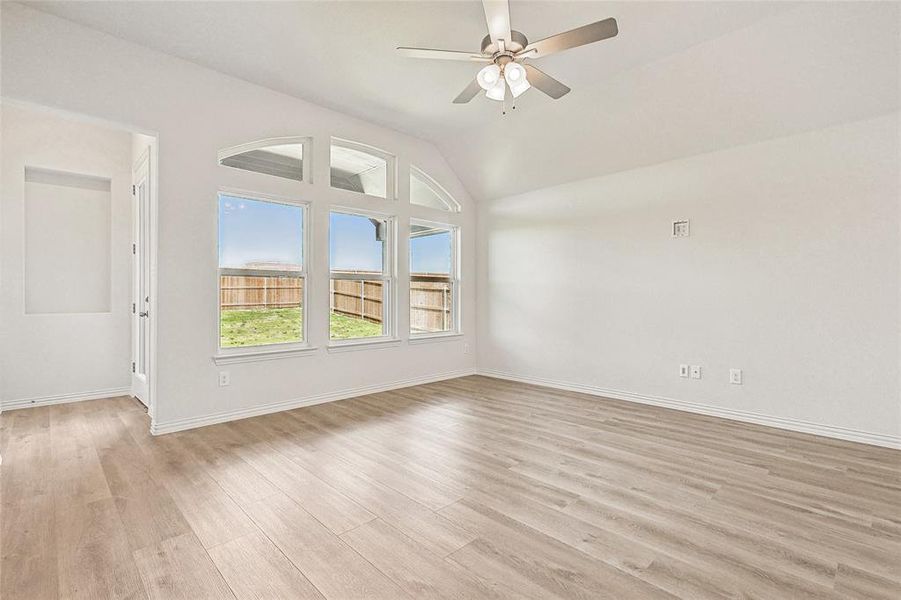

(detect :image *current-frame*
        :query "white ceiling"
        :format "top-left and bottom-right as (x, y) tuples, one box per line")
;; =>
(22, 1), (901, 200)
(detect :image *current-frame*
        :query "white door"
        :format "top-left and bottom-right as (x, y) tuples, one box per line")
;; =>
(132, 153), (151, 406)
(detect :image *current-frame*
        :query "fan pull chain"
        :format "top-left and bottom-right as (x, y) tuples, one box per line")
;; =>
(501, 90), (517, 115)
(502, 96), (517, 116)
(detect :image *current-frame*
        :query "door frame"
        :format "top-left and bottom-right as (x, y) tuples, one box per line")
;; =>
(131, 144), (158, 420)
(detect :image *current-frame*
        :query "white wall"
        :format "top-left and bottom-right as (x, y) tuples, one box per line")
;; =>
(24, 168), (112, 314)
(1, 103), (133, 407)
(478, 114), (901, 446)
(1, 4), (476, 429)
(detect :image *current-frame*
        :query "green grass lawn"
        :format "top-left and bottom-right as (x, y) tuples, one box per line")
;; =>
(220, 307), (382, 347)
(327, 311), (384, 340)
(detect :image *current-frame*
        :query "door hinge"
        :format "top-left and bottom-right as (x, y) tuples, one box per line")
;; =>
(132, 303), (136, 314)
(132, 243), (136, 254)
(132, 184), (136, 195)
(131, 362), (136, 373)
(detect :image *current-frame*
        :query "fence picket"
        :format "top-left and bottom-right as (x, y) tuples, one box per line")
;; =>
(220, 275), (452, 332)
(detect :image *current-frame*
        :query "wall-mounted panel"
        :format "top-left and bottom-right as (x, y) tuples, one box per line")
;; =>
(24, 166), (112, 313)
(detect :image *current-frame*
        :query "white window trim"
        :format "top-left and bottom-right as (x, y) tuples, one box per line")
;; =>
(213, 345), (319, 365)
(218, 136), (312, 183)
(409, 218), (460, 338)
(216, 190), (312, 359)
(410, 165), (461, 213)
(408, 332), (464, 344)
(330, 137), (397, 202)
(329, 207), (398, 347)
(326, 338), (403, 353)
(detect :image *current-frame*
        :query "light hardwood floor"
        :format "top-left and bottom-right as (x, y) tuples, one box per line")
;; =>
(2, 375), (900, 599)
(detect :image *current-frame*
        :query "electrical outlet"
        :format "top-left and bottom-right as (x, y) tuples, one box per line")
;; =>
(463, 342), (470, 355)
(690, 365), (702, 379)
(679, 364), (689, 378)
(218, 371), (230, 387)
(730, 369), (742, 385)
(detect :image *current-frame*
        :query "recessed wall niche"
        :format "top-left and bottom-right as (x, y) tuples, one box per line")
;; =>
(24, 166), (112, 314)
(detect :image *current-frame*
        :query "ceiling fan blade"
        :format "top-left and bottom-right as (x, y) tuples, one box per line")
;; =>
(522, 17), (618, 58)
(523, 64), (571, 99)
(453, 78), (483, 104)
(482, 0), (512, 46)
(396, 47), (489, 62)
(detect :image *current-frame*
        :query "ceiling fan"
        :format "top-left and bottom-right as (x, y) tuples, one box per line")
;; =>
(397, 0), (617, 104)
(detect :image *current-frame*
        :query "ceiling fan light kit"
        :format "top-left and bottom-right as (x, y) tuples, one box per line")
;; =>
(477, 64), (501, 90)
(504, 62), (530, 98)
(485, 79), (506, 101)
(397, 0), (617, 107)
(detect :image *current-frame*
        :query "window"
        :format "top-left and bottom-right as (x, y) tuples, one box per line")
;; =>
(410, 166), (460, 212)
(329, 210), (394, 341)
(330, 138), (395, 200)
(218, 193), (306, 348)
(219, 138), (310, 182)
(410, 221), (458, 335)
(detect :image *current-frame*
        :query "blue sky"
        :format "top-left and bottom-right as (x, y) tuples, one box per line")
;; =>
(219, 195), (303, 269)
(329, 212), (384, 272)
(219, 194), (450, 274)
(410, 230), (451, 274)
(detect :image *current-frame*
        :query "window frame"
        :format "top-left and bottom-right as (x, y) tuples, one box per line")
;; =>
(409, 218), (461, 339)
(329, 137), (397, 202)
(218, 137), (312, 183)
(215, 188), (312, 358)
(410, 165), (461, 213)
(328, 206), (397, 347)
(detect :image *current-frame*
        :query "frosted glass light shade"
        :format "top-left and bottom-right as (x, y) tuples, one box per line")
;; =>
(485, 79), (506, 101)
(504, 63), (530, 98)
(477, 64), (501, 90)
(505, 62), (525, 83)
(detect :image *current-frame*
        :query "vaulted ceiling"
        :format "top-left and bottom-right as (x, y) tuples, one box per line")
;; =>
(22, 1), (901, 200)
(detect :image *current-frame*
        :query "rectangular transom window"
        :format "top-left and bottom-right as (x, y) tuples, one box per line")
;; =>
(410, 220), (458, 335)
(330, 138), (395, 200)
(329, 210), (394, 341)
(218, 193), (306, 348)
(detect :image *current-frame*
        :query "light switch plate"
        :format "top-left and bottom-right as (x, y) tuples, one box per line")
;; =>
(730, 369), (742, 385)
(679, 364), (689, 378)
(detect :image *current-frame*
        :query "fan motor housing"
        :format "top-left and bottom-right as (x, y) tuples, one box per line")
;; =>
(481, 30), (528, 56)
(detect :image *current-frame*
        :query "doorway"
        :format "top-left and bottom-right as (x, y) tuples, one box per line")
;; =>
(1, 102), (157, 424)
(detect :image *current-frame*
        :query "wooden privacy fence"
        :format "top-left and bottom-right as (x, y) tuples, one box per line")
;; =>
(329, 277), (452, 332)
(219, 274), (303, 310)
(330, 279), (384, 323)
(220, 273), (453, 332)
(409, 278), (453, 333)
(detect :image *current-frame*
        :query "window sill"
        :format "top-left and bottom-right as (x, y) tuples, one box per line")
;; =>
(327, 337), (402, 353)
(213, 345), (319, 365)
(408, 332), (463, 345)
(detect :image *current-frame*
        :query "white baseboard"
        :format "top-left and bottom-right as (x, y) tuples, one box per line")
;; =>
(150, 368), (477, 435)
(478, 369), (901, 450)
(1, 387), (132, 412)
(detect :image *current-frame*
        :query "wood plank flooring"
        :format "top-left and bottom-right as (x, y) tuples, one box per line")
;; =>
(2, 375), (900, 599)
